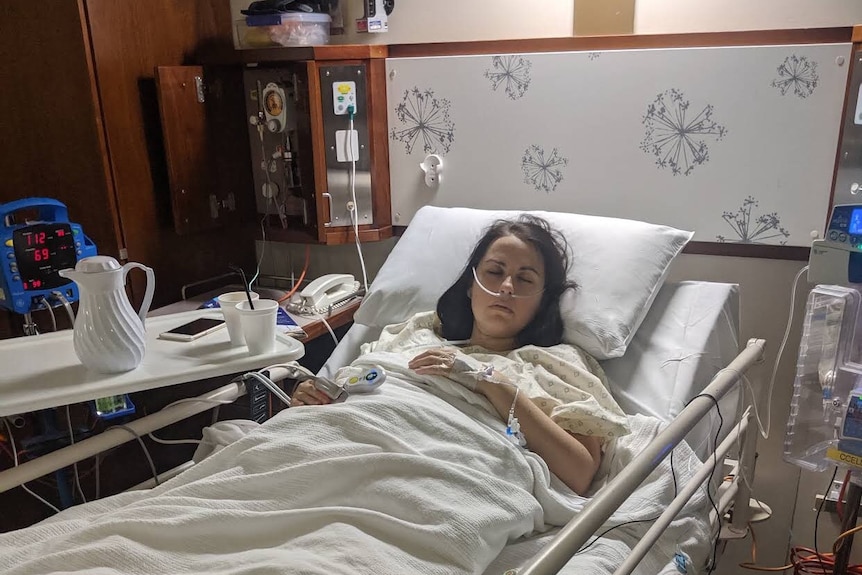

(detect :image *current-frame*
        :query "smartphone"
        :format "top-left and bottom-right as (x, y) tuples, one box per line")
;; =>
(158, 317), (225, 342)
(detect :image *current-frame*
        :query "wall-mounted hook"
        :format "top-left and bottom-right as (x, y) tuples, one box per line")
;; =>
(420, 154), (443, 189)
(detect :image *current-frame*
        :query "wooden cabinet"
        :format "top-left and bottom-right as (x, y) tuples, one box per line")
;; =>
(0, 0), (256, 337)
(157, 46), (392, 247)
(0, 2), (393, 339)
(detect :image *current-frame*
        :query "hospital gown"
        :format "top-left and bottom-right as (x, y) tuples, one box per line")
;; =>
(358, 310), (631, 442)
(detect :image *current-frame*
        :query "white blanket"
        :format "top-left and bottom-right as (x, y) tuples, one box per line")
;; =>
(0, 362), (711, 575)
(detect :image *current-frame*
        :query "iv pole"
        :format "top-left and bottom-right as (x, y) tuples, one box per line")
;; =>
(835, 472), (862, 575)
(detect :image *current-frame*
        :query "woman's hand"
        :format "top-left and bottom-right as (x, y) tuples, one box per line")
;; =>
(408, 348), (484, 391)
(408, 347), (459, 376)
(291, 379), (333, 406)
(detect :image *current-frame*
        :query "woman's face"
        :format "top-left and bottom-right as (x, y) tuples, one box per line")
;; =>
(469, 235), (545, 350)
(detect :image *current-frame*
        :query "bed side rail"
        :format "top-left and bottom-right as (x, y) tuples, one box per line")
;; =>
(518, 338), (766, 575)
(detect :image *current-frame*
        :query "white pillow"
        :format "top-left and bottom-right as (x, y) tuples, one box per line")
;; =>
(354, 206), (693, 359)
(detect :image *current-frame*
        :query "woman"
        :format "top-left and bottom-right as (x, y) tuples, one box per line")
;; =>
(291, 215), (628, 495)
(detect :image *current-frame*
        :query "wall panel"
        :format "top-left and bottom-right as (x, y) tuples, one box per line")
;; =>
(386, 43), (851, 250)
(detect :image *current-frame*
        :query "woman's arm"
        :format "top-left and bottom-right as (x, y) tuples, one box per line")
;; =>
(407, 347), (602, 494)
(477, 378), (601, 496)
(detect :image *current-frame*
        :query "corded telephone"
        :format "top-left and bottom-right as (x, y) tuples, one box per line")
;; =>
(286, 273), (362, 316)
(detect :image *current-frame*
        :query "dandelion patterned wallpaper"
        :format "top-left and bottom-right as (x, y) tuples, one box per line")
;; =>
(640, 89), (727, 177)
(386, 43), (850, 248)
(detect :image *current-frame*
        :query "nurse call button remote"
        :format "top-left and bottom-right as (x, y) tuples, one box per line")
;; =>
(345, 366), (386, 394)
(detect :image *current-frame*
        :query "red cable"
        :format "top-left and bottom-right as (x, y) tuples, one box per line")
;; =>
(0, 440), (14, 460)
(278, 244), (310, 303)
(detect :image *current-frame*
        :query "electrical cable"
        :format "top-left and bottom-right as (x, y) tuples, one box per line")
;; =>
(2, 418), (61, 514)
(147, 433), (202, 446)
(831, 497), (862, 559)
(347, 108), (369, 293)
(279, 244), (310, 303)
(139, 396), (238, 446)
(243, 371), (292, 408)
(108, 424), (159, 487)
(40, 297), (57, 332)
(759, 265), (809, 440)
(0, 439), (16, 461)
(729, 406), (772, 522)
(683, 392), (722, 575)
(51, 291), (76, 325)
(65, 405), (87, 504)
(575, 449), (679, 556)
(816, 466), (840, 574)
(838, 470), (851, 522)
(320, 316), (339, 346)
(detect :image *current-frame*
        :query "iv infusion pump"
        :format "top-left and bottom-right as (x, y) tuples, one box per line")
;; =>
(785, 204), (862, 471)
(0, 198), (97, 315)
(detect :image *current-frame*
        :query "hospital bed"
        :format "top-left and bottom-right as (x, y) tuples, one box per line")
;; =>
(0, 207), (764, 575)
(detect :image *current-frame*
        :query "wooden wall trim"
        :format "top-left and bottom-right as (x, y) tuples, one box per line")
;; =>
(77, 0), (126, 255)
(853, 25), (862, 43)
(391, 228), (809, 261)
(306, 60), (330, 243)
(198, 44), (388, 65)
(684, 241), (809, 261)
(388, 27), (854, 59)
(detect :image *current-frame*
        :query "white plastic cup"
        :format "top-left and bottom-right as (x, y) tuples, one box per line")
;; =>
(218, 291), (260, 346)
(236, 299), (279, 355)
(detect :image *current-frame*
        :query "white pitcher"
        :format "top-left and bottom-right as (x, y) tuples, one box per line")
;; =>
(59, 256), (155, 373)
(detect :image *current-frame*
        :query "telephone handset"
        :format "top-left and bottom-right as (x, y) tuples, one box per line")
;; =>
(287, 273), (362, 316)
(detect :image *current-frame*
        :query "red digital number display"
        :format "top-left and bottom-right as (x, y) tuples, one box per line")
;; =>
(27, 232), (47, 246)
(12, 223), (77, 291)
(32, 248), (50, 261)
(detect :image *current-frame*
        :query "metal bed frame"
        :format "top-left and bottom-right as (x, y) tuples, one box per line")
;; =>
(0, 338), (765, 575)
(522, 338), (766, 575)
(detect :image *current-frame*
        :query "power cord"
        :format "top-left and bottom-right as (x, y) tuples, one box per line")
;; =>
(242, 371), (293, 408)
(738, 467), (862, 574)
(107, 424), (159, 487)
(65, 405), (87, 504)
(40, 297), (57, 332)
(2, 418), (60, 514)
(758, 265), (809, 440)
(144, 396), (238, 447)
(575, 445), (679, 556)
(346, 106), (369, 293)
(685, 392), (723, 575)
(320, 316), (339, 346)
(278, 244), (310, 303)
(815, 466), (839, 575)
(51, 291), (76, 325)
(249, 195), (272, 290)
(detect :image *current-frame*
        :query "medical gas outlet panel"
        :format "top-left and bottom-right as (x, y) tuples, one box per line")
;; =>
(0, 198), (97, 315)
(244, 67), (312, 234)
(242, 60), (390, 245)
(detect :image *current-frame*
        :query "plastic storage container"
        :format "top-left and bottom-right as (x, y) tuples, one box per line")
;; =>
(236, 12), (331, 48)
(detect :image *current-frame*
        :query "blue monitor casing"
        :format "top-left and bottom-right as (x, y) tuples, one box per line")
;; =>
(0, 198), (97, 315)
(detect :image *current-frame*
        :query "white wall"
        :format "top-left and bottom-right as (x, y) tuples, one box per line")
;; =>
(229, 0), (575, 46)
(635, 0), (862, 33)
